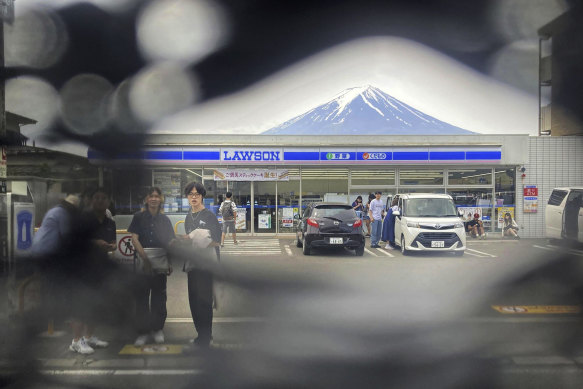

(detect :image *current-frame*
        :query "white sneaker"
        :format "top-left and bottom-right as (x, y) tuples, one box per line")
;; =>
(384, 244), (394, 250)
(69, 338), (94, 355)
(152, 330), (165, 344)
(480, 234), (486, 240)
(84, 335), (108, 348)
(134, 334), (150, 346)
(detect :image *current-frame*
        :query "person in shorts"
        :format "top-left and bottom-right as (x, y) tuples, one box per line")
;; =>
(467, 213), (486, 239)
(219, 192), (238, 247)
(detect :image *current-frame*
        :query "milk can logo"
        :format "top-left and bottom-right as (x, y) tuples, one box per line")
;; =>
(326, 152), (351, 160)
(362, 152), (387, 160)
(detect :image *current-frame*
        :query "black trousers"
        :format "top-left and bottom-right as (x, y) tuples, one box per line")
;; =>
(135, 273), (167, 335)
(187, 270), (213, 344)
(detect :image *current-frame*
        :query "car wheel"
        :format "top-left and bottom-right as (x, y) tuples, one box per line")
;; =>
(400, 235), (408, 256)
(302, 238), (311, 255)
(454, 251), (464, 257)
(355, 244), (365, 256)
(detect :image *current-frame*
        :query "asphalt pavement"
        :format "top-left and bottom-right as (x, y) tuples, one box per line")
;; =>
(2, 236), (583, 388)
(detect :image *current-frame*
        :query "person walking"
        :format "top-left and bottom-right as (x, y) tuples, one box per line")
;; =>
(128, 187), (176, 346)
(181, 182), (222, 348)
(219, 191), (238, 247)
(369, 191), (385, 248)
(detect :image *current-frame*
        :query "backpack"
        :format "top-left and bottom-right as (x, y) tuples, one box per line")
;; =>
(221, 201), (235, 220)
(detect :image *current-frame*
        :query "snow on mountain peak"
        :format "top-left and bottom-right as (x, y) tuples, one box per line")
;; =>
(263, 86), (475, 136)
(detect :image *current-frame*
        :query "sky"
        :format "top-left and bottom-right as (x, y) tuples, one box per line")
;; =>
(155, 37), (539, 136)
(4, 0), (570, 156)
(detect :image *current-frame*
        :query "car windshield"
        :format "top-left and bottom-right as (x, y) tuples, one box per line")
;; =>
(312, 205), (356, 220)
(403, 198), (458, 217)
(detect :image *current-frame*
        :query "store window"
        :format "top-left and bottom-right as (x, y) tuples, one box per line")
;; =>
(399, 169), (444, 186)
(448, 169), (492, 186)
(448, 188), (494, 232)
(351, 169), (395, 186)
(301, 168), (348, 208)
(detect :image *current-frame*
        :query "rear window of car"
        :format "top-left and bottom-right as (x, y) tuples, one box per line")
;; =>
(312, 205), (356, 219)
(548, 190), (568, 206)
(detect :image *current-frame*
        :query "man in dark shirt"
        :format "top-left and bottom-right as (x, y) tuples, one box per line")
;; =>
(128, 187), (176, 346)
(467, 213), (485, 239)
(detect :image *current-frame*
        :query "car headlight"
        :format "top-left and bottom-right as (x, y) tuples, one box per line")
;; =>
(454, 222), (464, 228)
(406, 221), (420, 228)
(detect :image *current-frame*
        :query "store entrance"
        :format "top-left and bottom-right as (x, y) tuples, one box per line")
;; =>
(227, 181), (277, 234)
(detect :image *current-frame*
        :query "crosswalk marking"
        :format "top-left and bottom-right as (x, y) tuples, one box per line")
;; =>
(220, 239), (282, 256)
(284, 245), (293, 256)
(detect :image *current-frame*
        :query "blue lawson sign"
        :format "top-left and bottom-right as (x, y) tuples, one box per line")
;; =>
(88, 147), (502, 164)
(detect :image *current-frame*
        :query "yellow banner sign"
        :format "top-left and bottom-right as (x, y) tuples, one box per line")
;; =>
(491, 305), (581, 314)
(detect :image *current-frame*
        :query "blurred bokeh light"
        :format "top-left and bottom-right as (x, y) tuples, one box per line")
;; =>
(5, 76), (60, 133)
(129, 62), (201, 124)
(136, 0), (229, 63)
(4, 9), (68, 69)
(60, 74), (114, 135)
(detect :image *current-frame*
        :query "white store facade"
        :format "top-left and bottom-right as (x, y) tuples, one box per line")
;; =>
(89, 134), (582, 238)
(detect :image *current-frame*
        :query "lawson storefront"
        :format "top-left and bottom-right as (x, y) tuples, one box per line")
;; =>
(89, 134), (529, 236)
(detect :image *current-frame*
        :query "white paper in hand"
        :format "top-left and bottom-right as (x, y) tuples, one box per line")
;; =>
(189, 228), (212, 249)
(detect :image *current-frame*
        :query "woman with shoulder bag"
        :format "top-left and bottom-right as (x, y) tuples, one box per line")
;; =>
(128, 187), (176, 346)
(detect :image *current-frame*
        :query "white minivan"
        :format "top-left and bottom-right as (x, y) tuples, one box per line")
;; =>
(545, 187), (583, 243)
(393, 193), (466, 256)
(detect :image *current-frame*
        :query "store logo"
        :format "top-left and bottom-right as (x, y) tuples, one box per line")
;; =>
(222, 150), (282, 161)
(362, 152), (387, 160)
(326, 152), (351, 160)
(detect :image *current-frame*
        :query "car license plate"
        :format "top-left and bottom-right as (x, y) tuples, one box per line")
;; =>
(431, 241), (445, 248)
(330, 237), (343, 244)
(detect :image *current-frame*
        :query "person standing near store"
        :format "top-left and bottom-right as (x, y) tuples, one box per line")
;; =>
(182, 182), (222, 348)
(368, 191), (385, 248)
(352, 196), (364, 219)
(219, 191), (238, 247)
(363, 193), (375, 237)
(382, 197), (399, 250)
(128, 187), (176, 346)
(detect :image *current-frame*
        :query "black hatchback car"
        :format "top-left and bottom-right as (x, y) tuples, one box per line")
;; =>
(296, 202), (365, 256)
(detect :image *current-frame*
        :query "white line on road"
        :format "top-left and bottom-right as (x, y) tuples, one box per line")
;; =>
(375, 248), (395, 257)
(363, 248), (378, 257)
(466, 248), (497, 258)
(39, 369), (202, 376)
(284, 245), (293, 256)
(464, 251), (485, 257)
(546, 244), (583, 255)
(166, 317), (264, 324)
(533, 245), (583, 257)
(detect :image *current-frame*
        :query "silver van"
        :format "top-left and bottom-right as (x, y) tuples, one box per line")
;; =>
(545, 187), (583, 243)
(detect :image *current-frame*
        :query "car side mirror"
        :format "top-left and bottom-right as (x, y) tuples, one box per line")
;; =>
(393, 210), (401, 217)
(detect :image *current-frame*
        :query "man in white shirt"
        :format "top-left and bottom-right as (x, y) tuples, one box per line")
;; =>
(368, 191), (385, 248)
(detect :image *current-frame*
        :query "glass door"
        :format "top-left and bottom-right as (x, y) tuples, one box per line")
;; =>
(255, 181), (276, 234)
(230, 181), (251, 234)
(277, 180), (300, 233)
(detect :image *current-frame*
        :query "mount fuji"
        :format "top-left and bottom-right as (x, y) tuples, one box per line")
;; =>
(263, 85), (475, 135)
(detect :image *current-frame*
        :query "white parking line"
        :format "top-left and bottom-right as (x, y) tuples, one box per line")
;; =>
(375, 248), (395, 257)
(284, 245), (293, 256)
(464, 251), (485, 257)
(40, 369), (202, 376)
(466, 248), (497, 258)
(534, 245), (583, 257)
(364, 248), (378, 257)
(546, 244), (583, 255)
